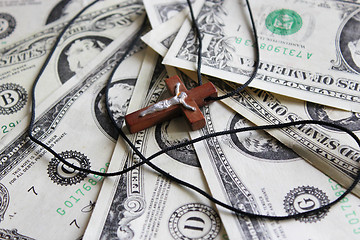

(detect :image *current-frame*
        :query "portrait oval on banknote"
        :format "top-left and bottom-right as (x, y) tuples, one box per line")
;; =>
(146, 72), (201, 167)
(156, 1), (192, 23)
(229, 114), (299, 161)
(338, 10), (360, 74)
(93, 78), (136, 141)
(57, 35), (112, 84)
(306, 102), (360, 132)
(46, 0), (85, 25)
(155, 117), (201, 168)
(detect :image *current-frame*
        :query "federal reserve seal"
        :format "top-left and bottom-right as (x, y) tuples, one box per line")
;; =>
(47, 150), (90, 186)
(266, 9), (302, 35)
(169, 203), (221, 239)
(283, 186), (329, 223)
(0, 83), (27, 115)
(0, 183), (9, 223)
(0, 13), (16, 39)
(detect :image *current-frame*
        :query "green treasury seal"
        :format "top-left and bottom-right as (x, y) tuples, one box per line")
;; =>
(265, 9), (302, 35)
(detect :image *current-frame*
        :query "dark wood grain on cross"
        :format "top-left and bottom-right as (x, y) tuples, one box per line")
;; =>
(125, 75), (217, 133)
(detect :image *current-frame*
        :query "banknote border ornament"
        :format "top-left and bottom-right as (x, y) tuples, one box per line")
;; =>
(0, 83), (27, 115)
(0, 183), (9, 223)
(168, 203), (221, 240)
(0, 13), (16, 40)
(0, 229), (35, 240)
(283, 186), (329, 223)
(47, 150), (90, 186)
(265, 9), (303, 36)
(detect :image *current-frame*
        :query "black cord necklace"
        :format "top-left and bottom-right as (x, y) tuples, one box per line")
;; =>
(26, 0), (360, 221)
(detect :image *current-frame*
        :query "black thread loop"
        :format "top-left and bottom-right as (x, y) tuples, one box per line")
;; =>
(24, 0), (360, 222)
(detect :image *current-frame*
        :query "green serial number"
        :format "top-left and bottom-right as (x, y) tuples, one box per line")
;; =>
(2, 120), (20, 134)
(56, 163), (109, 216)
(235, 37), (313, 60)
(328, 178), (360, 234)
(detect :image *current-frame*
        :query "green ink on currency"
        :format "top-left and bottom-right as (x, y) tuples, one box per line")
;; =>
(265, 9), (302, 35)
(235, 37), (312, 60)
(328, 178), (360, 234)
(2, 120), (20, 134)
(56, 164), (108, 216)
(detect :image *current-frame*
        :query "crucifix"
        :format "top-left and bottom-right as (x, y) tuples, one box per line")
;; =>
(125, 75), (218, 133)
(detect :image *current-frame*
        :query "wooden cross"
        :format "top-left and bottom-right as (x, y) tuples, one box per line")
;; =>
(125, 75), (217, 133)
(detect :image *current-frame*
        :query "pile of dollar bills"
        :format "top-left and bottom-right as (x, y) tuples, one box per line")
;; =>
(1, 0), (360, 239)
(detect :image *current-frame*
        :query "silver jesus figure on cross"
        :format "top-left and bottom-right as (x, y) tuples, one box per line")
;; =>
(139, 82), (196, 117)
(125, 76), (217, 133)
